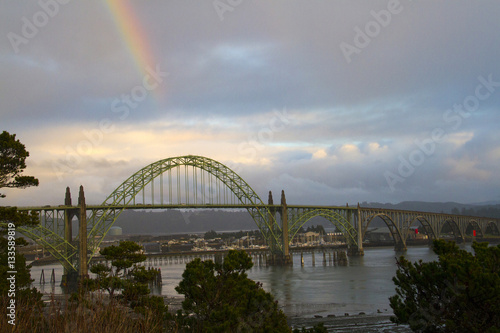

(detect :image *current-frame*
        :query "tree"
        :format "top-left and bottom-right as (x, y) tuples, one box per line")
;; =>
(306, 225), (326, 235)
(0, 131), (40, 300)
(175, 250), (290, 332)
(204, 229), (218, 240)
(87, 240), (153, 298)
(390, 239), (500, 332)
(85, 241), (168, 327)
(0, 131), (39, 198)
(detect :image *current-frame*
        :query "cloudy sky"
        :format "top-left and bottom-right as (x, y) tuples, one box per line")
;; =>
(1, 0), (500, 207)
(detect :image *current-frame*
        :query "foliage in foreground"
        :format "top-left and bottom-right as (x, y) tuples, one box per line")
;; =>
(0, 131), (41, 303)
(0, 293), (169, 333)
(390, 239), (500, 332)
(5, 249), (336, 332)
(175, 250), (290, 332)
(85, 240), (163, 314)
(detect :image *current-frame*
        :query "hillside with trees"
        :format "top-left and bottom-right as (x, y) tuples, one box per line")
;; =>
(112, 201), (500, 235)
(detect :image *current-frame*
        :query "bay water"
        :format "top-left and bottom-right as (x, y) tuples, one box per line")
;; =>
(30, 245), (440, 318)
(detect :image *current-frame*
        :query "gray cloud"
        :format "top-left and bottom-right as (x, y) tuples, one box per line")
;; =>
(1, 0), (500, 206)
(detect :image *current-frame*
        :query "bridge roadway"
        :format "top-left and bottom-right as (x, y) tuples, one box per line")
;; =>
(8, 155), (500, 285)
(19, 203), (356, 211)
(17, 201), (500, 259)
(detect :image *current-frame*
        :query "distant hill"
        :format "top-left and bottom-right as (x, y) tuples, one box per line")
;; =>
(110, 201), (500, 235)
(359, 201), (500, 217)
(358, 201), (473, 213)
(113, 209), (257, 235)
(471, 200), (500, 206)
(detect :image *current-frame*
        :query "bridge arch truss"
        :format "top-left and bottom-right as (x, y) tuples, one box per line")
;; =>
(86, 155), (284, 258)
(286, 207), (359, 247)
(358, 208), (500, 250)
(10, 156), (500, 273)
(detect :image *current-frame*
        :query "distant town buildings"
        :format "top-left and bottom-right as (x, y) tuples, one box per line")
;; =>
(24, 224), (433, 262)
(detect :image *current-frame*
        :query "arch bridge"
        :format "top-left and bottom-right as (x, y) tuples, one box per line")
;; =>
(10, 155), (500, 282)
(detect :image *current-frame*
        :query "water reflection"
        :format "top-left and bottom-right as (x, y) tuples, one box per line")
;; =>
(30, 245), (440, 316)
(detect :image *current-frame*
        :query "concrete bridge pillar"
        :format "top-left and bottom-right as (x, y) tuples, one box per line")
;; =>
(394, 241), (407, 252)
(348, 204), (364, 256)
(78, 185), (89, 281)
(265, 190), (292, 266)
(61, 187), (78, 289)
(280, 190), (292, 265)
(61, 187), (86, 290)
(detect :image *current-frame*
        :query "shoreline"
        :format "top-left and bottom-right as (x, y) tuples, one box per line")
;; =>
(158, 295), (411, 332)
(41, 294), (410, 332)
(288, 313), (411, 332)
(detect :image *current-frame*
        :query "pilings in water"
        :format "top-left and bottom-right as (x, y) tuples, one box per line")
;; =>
(90, 248), (349, 269)
(104, 251), (271, 268)
(299, 249), (348, 267)
(146, 267), (162, 287)
(334, 250), (348, 266)
(39, 268), (56, 285)
(266, 253), (293, 266)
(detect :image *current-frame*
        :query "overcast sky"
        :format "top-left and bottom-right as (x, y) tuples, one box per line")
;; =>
(2, 1), (500, 206)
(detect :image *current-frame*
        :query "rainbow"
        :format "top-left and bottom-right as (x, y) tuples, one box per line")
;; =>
(105, 0), (163, 99)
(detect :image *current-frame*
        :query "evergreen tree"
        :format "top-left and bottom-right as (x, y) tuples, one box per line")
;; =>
(0, 131), (39, 197)
(86, 240), (168, 320)
(0, 131), (40, 300)
(390, 239), (500, 332)
(204, 229), (218, 240)
(87, 241), (153, 298)
(175, 250), (290, 332)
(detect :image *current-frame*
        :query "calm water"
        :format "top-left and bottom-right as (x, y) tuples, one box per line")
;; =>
(249, 245), (439, 317)
(30, 245), (441, 317)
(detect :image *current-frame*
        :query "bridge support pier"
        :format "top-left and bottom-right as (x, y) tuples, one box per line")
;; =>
(61, 187), (78, 290)
(61, 270), (79, 291)
(78, 185), (89, 281)
(267, 253), (293, 266)
(348, 205), (364, 256)
(347, 247), (365, 256)
(265, 190), (293, 266)
(280, 190), (292, 266)
(61, 186), (89, 290)
(394, 242), (407, 252)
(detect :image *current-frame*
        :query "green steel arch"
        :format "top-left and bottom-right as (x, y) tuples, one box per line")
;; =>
(439, 218), (464, 240)
(288, 208), (358, 246)
(404, 216), (438, 241)
(17, 223), (77, 268)
(87, 155), (281, 259)
(487, 221), (500, 235)
(465, 220), (484, 237)
(9, 207), (79, 271)
(363, 213), (405, 247)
